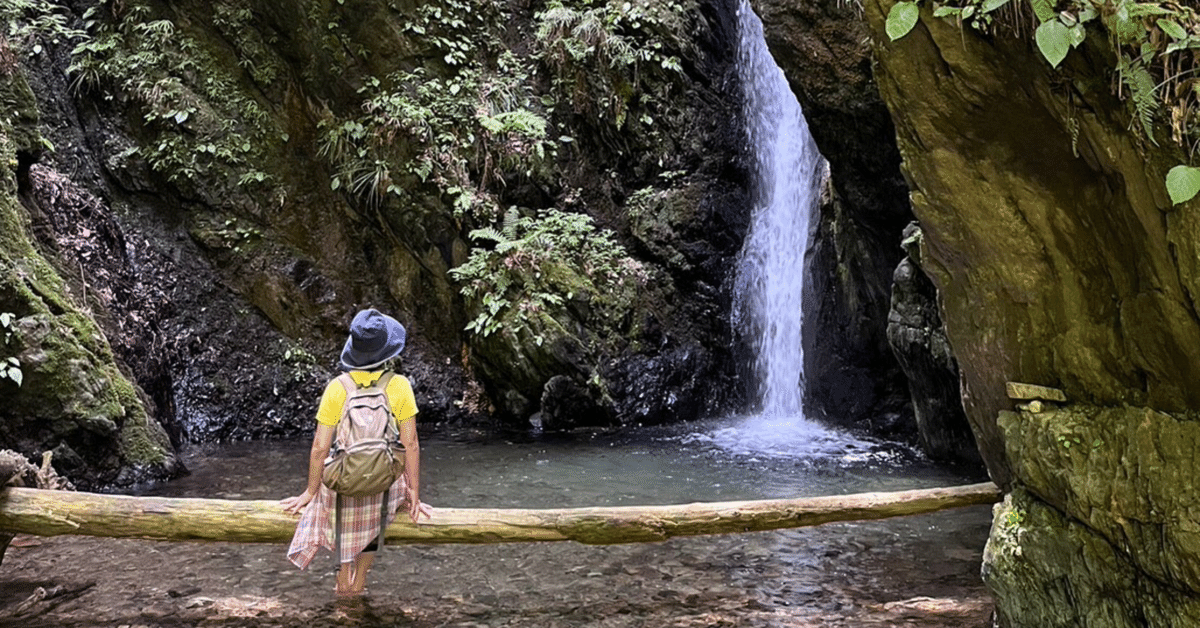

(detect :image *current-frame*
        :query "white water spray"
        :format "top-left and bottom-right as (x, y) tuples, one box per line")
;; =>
(706, 0), (874, 458)
(733, 0), (826, 419)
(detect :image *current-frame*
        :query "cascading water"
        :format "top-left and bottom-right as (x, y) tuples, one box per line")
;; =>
(732, 0), (825, 418)
(702, 0), (872, 459)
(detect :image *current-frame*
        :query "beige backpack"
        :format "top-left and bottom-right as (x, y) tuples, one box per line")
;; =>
(321, 372), (405, 497)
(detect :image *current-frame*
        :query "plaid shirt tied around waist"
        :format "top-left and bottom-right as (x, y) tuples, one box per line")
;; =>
(287, 475), (407, 568)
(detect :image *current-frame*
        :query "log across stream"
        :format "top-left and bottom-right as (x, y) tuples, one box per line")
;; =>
(0, 482), (1001, 545)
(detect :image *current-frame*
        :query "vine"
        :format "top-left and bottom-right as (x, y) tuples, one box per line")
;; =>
(885, 0), (1200, 204)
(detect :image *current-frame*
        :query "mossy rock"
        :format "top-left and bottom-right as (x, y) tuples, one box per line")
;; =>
(0, 64), (178, 489)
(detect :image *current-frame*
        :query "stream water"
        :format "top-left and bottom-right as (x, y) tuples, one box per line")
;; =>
(1, 3), (997, 627)
(2, 420), (993, 628)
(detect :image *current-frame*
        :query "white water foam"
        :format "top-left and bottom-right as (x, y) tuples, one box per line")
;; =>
(719, 0), (867, 459)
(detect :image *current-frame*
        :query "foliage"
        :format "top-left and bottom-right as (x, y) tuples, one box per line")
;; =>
(318, 57), (552, 222)
(211, 2), (281, 87)
(992, 502), (1026, 558)
(534, 0), (692, 146)
(449, 208), (647, 343)
(1167, 164), (1200, 203)
(280, 341), (319, 383)
(67, 1), (274, 190)
(1, 312), (21, 387)
(885, 0), (1200, 204)
(209, 217), (262, 253)
(314, 0), (545, 223)
(0, 0), (86, 57)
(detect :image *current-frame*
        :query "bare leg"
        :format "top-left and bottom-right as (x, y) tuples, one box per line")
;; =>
(349, 552), (375, 594)
(336, 561), (355, 596)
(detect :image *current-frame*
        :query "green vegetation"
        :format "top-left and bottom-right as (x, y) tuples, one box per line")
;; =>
(1, 312), (20, 387)
(884, 0), (1200, 204)
(318, 57), (552, 222)
(991, 499), (1027, 558)
(450, 207), (647, 344)
(303, 0), (693, 347)
(0, 0), (86, 56)
(534, 0), (691, 137)
(67, 1), (274, 190)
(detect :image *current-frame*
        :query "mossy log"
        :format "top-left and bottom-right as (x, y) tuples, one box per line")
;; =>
(0, 483), (1001, 545)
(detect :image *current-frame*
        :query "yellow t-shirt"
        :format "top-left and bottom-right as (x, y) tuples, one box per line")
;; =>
(315, 371), (418, 426)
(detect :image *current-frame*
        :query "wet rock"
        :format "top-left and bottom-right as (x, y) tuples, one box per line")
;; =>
(539, 375), (613, 432)
(886, 224), (979, 466)
(604, 342), (723, 426)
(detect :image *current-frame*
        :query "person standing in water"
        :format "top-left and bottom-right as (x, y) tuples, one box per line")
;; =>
(281, 308), (430, 596)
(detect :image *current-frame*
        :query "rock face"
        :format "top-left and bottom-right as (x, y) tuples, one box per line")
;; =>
(860, 0), (1200, 623)
(0, 63), (180, 490)
(0, 0), (752, 484)
(751, 0), (916, 431)
(886, 223), (978, 465)
(864, 0), (1200, 484)
(985, 407), (1200, 626)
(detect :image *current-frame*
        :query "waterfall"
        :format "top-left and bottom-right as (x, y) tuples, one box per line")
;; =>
(689, 1), (888, 460)
(732, 0), (827, 420)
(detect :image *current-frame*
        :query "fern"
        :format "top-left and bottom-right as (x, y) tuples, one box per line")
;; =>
(468, 226), (504, 244)
(1117, 52), (1159, 144)
(501, 206), (521, 239)
(450, 208), (646, 339)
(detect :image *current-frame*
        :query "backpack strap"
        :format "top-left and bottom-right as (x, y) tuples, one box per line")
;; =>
(373, 371), (395, 394)
(334, 492), (343, 564)
(378, 488), (389, 551)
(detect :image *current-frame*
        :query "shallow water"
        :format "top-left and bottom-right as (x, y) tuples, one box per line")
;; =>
(1, 417), (996, 627)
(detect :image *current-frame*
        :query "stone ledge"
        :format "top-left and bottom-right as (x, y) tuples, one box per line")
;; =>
(1005, 382), (1067, 402)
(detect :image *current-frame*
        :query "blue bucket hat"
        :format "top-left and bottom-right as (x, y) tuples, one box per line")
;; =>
(339, 308), (406, 371)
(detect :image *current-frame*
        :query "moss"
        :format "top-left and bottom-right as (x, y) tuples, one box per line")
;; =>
(0, 55), (172, 485)
(118, 420), (170, 466)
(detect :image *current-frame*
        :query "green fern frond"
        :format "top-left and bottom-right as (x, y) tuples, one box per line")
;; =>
(468, 226), (505, 243)
(1118, 53), (1159, 144)
(501, 206), (522, 239)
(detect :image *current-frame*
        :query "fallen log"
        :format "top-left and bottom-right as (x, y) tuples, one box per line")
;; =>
(0, 482), (1001, 546)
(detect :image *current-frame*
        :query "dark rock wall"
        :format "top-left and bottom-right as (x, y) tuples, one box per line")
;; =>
(0, 57), (180, 489)
(0, 0), (753, 485)
(886, 223), (978, 466)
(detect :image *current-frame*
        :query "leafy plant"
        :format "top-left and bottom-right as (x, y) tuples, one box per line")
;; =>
(534, 0), (691, 145)
(449, 207), (647, 344)
(67, 2), (273, 190)
(886, 0), (1200, 205)
(1, 0), (87, 55)
(319, 57), (553, 222)
(1, 312), (21, 387)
